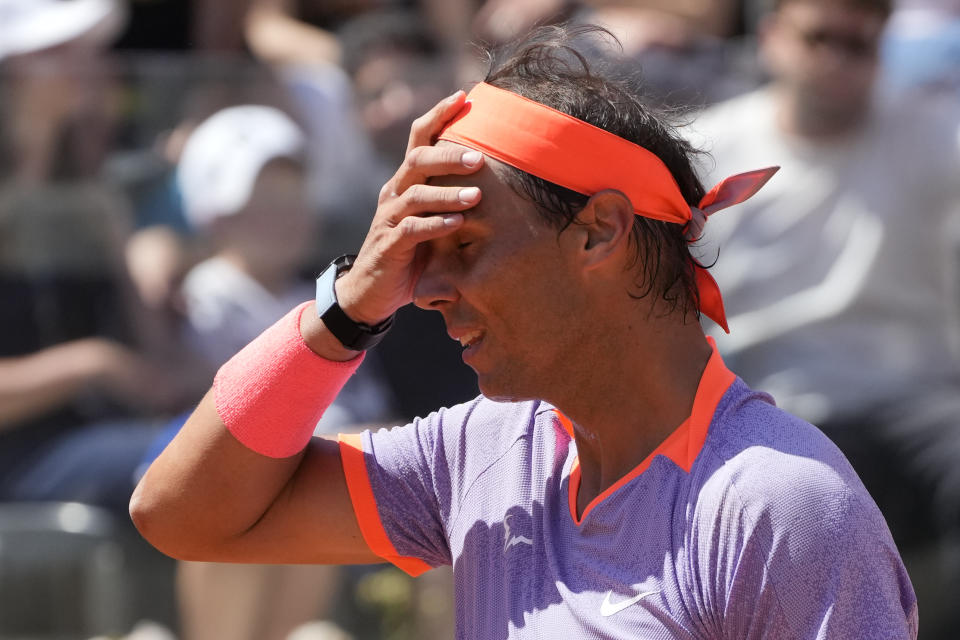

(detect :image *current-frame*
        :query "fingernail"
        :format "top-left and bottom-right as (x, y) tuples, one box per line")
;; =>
(458, 187), (480, 204)
(443, 214), (463, 226)
(461, 151), (482, 167)
(447, 90), (464, 104)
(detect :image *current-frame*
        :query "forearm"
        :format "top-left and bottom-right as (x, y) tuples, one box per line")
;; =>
(131, 302), (365, 560)
(0, 341), (100, 430)
(133, 90), (480, 564)
(245, 6), (341, 66)
(130, 391), (304, 559)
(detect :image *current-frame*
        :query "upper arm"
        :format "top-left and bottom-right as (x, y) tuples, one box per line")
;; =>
(131, 390), (380, 566)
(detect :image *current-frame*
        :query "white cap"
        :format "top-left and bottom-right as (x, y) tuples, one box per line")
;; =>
(0, 0), (126, 60)
(177, 105), (306, 229)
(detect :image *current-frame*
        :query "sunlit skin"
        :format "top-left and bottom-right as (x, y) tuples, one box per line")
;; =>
(413, 152), (592, 402)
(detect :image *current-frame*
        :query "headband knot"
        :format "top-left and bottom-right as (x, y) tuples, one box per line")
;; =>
(438, 82), (779, 333)
(685, 206), (708, 242)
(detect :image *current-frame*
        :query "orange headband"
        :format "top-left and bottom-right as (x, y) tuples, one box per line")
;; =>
(438, 82), (778, 333)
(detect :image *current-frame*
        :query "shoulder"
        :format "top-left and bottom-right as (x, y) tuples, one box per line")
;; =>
(400, 396), (552, 461)
(685, 88), (776, 146)
(368, 396), (548, 461)
(688, 381), (896, 579)
(362, 397), (554, 520)
(684, 88), (779, 181)
(686, 381), (917, 638)
(697, 381), (870, 525)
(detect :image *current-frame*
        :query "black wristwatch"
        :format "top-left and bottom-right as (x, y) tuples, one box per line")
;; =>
(315, 254), (394, 351)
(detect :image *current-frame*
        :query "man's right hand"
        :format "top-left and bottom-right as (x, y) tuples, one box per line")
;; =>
(132, 92), (488, 566)
(333, 90), (485, 327)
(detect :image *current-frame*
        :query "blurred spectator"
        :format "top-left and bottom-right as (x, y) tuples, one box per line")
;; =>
(338, 9), (457, 166)
(176, 104), (394, 426)
(686, 0), (960, 634)
(0, 0), (203, 513)
(244, 0), (477, 68)
(169, 104), (399, 640)
(110, 0), (248, 52)
(0, 0), (126, 184)
(572, 0), (762, 109)
(471, 0), (572, 46)
(882, 0), (960, 95)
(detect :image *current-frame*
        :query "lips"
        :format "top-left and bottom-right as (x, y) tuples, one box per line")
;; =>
(448, 326), (485, 351)
(457, 329), (484, 348)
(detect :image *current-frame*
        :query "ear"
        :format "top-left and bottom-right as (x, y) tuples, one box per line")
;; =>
(569, 189), (634, 271)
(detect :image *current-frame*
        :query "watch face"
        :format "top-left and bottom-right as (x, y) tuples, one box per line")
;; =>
(315, 261), (339, 314)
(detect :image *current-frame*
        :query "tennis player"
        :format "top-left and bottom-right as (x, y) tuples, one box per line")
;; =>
(132, 26), (918, 639)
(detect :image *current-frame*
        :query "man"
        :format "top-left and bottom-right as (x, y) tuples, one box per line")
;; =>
(685, 0), (960, 629)
(132, 26), (918, 638)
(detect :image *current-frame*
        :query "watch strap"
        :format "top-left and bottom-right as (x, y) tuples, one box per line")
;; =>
(316, 254), (394, 351)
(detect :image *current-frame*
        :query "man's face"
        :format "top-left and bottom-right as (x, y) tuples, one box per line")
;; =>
(414, 147), (587, 402)
(762, 1), (886, 124)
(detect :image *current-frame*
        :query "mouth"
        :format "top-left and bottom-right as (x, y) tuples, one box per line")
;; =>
(457, 329), (484, 350)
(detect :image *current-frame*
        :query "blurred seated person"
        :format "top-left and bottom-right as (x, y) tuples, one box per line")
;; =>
(176, 104), (395, 427)
(573, 0), (762, 109)
(168, 105), (393, 640)
(0, 188), (196, 512)
(0, 0), (202, 514)
(685, 0), (960, 632)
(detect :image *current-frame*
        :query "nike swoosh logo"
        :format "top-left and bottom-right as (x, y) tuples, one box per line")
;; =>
(503, 514), (533, 552)
(504, 535), (533, 550)
(599, 590), (660, 617)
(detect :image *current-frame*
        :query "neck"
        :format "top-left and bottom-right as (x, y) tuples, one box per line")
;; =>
(548, 311), (712, 515)
(774, 86), (868, 142)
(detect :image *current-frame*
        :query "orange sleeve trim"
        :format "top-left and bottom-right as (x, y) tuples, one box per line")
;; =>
(337, 433), (433, 577)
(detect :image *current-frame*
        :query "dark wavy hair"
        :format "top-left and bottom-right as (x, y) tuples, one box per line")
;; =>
(481, 24), (707, 320)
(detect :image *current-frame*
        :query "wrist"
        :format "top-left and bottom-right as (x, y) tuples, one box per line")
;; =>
(315, 255), (394, 351)
(215, 302), (364, 458)
(299, 301), (364, 362)
(333, 271), (393, 327)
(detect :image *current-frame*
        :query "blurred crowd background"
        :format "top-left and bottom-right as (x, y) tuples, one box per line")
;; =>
(0, 0), (957, 639)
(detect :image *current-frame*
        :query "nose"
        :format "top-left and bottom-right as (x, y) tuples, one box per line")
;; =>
(412, 249), (459, 311)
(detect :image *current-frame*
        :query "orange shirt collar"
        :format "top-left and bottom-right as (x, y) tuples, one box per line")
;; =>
(557, 337), (736, 525)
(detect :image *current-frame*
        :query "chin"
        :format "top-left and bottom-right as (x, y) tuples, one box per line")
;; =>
(476, 374), (538, 404)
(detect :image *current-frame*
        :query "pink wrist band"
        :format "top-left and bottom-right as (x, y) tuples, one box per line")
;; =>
(213, 301), (364, 458)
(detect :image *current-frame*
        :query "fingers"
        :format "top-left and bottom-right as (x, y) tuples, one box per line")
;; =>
(406, 90), (466, 154)
(392, 212), (465, 250)
(383, 144), (484, 203)
(385, 183), (481, 226)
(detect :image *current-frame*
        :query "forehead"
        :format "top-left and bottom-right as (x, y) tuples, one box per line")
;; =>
(432, 141), (542, 224)
(778, 1), (887, 32)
